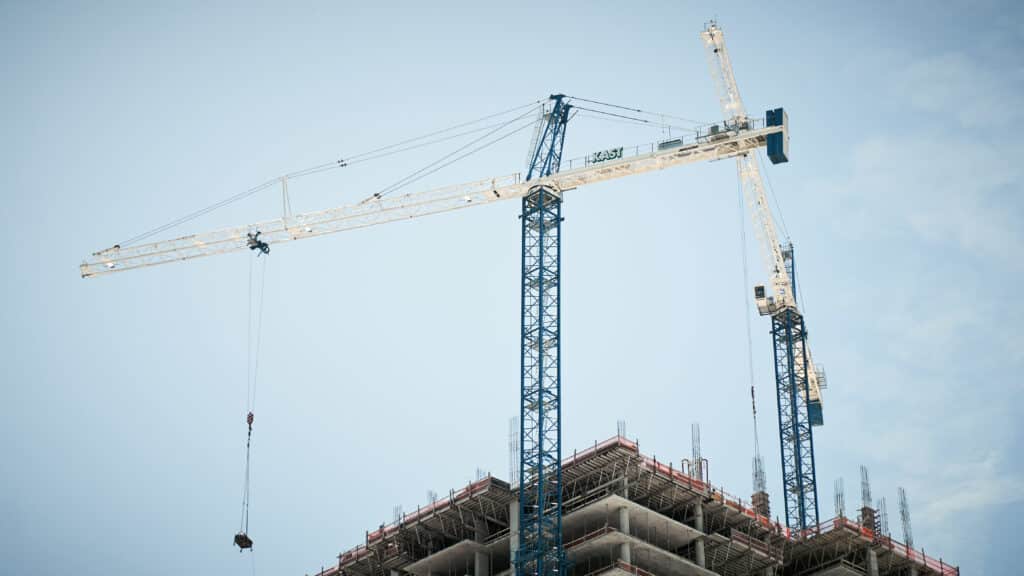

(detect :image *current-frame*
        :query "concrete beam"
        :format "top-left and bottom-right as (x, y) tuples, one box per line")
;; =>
(694, 501), (706, 569)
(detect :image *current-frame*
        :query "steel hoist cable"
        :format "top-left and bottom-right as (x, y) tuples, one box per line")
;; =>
(118, 99), (545, 247)
(737, 171), (766, 493)
(362, 110), (540, 203)
(566, 94), (711, 125)
(236, 254), (267, 551)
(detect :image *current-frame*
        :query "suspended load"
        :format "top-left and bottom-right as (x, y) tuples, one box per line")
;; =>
(234, 532), (253, 550)
(235, 410), (254, 551)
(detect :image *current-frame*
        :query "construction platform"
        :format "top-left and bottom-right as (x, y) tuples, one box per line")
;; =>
(312, 436), (957, 576)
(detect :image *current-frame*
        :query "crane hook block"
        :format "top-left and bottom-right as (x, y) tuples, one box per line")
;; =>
(234, 532), (253, 550)
(247, 231), (270, 255)
(247, 411), (254, 427)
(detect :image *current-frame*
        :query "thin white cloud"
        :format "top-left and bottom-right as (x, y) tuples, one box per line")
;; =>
(922, 450), (1024, 523)
(897, 52), (1024, 129)
(833, 134), (1022, 270)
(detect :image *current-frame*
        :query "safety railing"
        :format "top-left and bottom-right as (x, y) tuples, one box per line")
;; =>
(581, 559), (657, 576)
(336, 436), (958, 576)
(338, 475), (503, 565)
(729, 528), (777, 559)
(801, 517), (958, 575)
(559, 117), (768, 172)
(565, 525), (617, 550)
(874, 532), (959, 575)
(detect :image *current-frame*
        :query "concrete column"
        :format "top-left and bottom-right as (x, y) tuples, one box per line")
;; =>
(693, 502), (706, 568)
(475, 519), (490, 576)
(867, 548), (879, 576)
(509, 500), (519, 567)
(618, 506), (631, 564)
(475, 552), (490, 576)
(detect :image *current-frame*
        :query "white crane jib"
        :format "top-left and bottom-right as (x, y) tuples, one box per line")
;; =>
(700, 21), (824, 412)
(80, 121), (785, 278)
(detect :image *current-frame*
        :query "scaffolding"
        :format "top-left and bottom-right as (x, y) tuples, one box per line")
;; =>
(319, 436), (957, 576)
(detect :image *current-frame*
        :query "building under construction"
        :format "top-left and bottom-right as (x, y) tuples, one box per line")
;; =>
(314, 436), (957, 576)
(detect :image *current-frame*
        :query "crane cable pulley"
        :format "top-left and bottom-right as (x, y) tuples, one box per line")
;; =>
(247, 231), (270, 255)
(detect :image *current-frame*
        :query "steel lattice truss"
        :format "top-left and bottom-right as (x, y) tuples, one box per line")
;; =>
(80, 121), (782, 278)
(517, 95), (569, 576)
(518, 187), (563, 576)
(771, 308), (819, 531)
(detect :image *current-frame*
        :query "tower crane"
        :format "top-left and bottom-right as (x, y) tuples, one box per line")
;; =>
(701, 21), (823, 531)
(82, 26), (790, 575)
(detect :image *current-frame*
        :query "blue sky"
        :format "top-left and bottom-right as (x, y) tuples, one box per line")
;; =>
(2, 1), (1021, 574)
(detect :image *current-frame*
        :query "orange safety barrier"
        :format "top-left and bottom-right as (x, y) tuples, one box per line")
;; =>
(579, 559), (657, 576)
(565, 526), (617, 549)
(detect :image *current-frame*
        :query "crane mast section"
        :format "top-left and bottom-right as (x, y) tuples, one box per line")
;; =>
(701, 23), (747, 123)
(737, 153), (794, 307)
(738, 137), (821, 408)
(81, 123), (784, 278)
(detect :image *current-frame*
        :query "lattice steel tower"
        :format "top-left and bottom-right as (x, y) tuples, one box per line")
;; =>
(517, 94), (570, 576)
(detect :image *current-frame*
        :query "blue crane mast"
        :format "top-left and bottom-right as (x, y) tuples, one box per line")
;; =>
(517, 94), (570, 576)
(765, 241), (820, 531)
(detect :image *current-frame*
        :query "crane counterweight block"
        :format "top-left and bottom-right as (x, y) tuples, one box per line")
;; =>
(766, 108), (789, 164)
